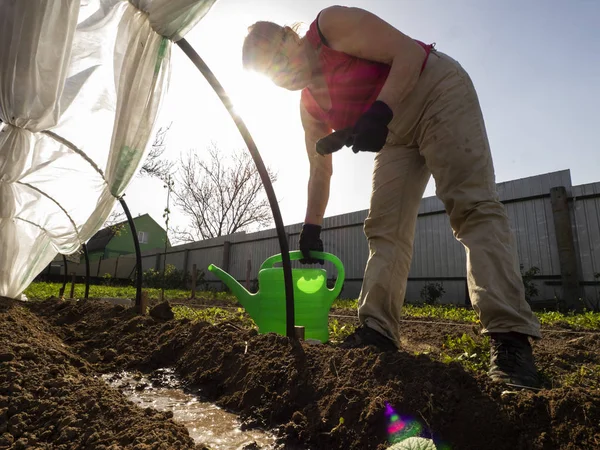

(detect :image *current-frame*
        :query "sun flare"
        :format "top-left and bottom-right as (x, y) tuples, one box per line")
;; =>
(227, 71), (303, 148)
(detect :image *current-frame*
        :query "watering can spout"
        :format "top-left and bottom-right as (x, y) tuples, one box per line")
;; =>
(207, 264), (254, 309)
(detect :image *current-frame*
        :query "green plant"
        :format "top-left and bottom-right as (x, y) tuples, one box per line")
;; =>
(520, 264), (540, 303)
(327, 277), (345, 298)
(332, 298), (358, 309)
(173, 306), (257, 329)
(440, 333), (490, 373)
(328, 319), (354, 343)
(403, 304), (478, 323)
(23, 281), (195, 301)
(538, 309), (600, 330)
(101, 273), (113, 286)
(420, 282), (445, 305)
(561, 364), (600, 389)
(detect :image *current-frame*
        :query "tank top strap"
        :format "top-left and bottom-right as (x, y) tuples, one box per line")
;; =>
(305, 17), (322, 49)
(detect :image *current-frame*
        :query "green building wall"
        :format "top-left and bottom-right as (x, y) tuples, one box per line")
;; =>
(90, 215), (168, 261)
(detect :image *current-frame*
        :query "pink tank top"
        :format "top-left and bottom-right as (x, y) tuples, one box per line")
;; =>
(301, 16), (432, 131)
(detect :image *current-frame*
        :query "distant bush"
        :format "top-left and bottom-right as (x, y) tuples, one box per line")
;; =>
(420, 282), (445, 305)
(520, 264), (540, 303)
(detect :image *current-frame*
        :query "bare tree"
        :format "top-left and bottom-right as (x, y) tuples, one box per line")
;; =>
(139, 123), (175, 181)
(173, 143), (277, 242)
(102, 204), (126, 235)
(104, 208), (125, 227)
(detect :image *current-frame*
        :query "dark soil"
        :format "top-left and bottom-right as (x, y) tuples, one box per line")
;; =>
(2, 297), (599, 450)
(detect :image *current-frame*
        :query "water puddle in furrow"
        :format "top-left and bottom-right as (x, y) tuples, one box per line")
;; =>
(102, 368), (277, 450)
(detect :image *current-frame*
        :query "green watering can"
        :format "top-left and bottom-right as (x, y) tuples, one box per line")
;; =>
(208, 251), (345, 343)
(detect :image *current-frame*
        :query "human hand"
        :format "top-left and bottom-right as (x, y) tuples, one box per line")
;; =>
(350, 100), (393, 153)
(299, 223), (324, 264)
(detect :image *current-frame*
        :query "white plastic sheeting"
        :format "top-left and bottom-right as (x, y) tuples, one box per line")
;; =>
(0, 0), (217, 298)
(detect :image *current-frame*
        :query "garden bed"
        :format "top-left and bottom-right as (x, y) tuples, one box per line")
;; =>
(1, 296), (599, 449)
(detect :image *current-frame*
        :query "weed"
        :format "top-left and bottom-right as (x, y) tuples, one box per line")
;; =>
(329, 319), (354, 343)
(561, 364), (600, 389)
(332, 298), (358, 309)
(440, 333), (490, 374)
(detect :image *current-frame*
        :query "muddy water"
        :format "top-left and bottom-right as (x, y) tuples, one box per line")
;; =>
(103, 369), (276, 449)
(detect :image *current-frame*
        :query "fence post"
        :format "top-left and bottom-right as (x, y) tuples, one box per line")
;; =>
(114, 255), (120, 279)
(221, 241), (231, 291)
(183, 249), (190, 281)
(136, 291), (148, 315)
(69, 272), (76, 299)
(550, 186), (582, 311)
(245, 259), (252, 290)
(59, 255), (68, 298)
(191, 264), (197, 299)
(155, 253), (161, 271)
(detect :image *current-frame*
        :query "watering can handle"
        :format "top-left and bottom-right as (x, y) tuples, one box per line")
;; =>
(260, 250), (346, 298)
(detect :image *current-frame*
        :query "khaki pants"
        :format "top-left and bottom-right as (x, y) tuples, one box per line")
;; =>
(358, 49), (542, 346)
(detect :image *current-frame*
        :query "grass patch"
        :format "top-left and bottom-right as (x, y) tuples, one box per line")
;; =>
(172, 306), (357, 344)
(23, 282), (600, 331)
(24, 282), (192, 301)
(403, 304), (479, 323)
(173, 305), (257, 329)
(536, 310), (600, 330)
(24, 282), (237, 304)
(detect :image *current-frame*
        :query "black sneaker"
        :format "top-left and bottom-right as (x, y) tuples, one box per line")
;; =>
(489, 332), (540, 389)
(339, 325), (397, 352)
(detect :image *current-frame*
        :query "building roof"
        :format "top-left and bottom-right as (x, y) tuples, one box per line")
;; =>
(85, 226), (118, 253)
(85, 213), (166, 253)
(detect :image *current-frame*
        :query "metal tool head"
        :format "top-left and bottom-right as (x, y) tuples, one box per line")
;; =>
(316, 127), (354, 156)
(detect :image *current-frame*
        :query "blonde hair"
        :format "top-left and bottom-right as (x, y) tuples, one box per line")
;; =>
(242, 21), (305, 72)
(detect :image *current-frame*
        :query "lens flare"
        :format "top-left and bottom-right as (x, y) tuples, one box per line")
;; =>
(385, 402), (421, 443)
(384, 402), (452, 449)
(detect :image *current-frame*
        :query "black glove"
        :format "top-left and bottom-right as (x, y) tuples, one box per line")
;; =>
(350, 100), (393, 153)
(299, 223), (324, 264)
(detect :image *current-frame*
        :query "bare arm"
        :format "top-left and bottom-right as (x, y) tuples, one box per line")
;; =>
(300, 102), (333, 225)
(318, 6), (427, 113)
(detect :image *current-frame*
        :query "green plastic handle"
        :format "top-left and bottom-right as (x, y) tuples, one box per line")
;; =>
(260, 250), (346, 300)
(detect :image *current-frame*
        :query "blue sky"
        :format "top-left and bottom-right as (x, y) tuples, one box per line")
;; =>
(125, 0), (600, 234)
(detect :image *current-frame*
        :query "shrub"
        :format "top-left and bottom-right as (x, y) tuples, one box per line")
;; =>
(520, 265), (540, 303)
(101, 273), (113, 286)
(327, 277), (345, 298)
(420, 282), (445, 305)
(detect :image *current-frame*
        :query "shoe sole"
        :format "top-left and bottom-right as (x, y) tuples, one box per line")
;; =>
(503, 382), (543, 392)
(490, 377), (542, 391)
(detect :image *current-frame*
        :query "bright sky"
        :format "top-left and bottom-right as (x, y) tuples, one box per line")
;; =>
(124, 0), (600, 236)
